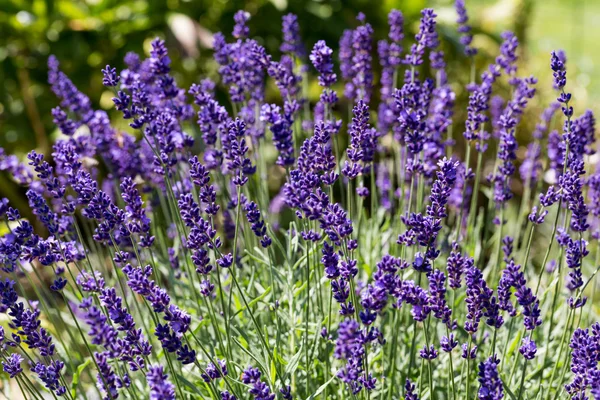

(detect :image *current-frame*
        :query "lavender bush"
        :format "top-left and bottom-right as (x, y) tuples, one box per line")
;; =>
(0, 3), (598, 400)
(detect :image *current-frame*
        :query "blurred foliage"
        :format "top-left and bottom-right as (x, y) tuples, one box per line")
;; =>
(0, 0), (598, 184)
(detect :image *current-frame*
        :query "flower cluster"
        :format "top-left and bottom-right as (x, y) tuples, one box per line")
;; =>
(0, 5), (597, 400)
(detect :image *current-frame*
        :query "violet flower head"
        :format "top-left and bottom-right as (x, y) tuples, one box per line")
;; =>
(233, 11), (251, 39)
(388, 9), (404, 43)
(377, 13), (405, 135)
(260, 104), (295, 167)
(201, 358), (228, 382)
(280, 13), (305, 58)
(550, 50), (567, 90)
(405, 8), (438, 67)
(428, 269), (452, 326)
(223, 118), (256, 186)
(419, 344), (438, 360)
(242, 367), (276, 400)
(455, 0), (477, 57)
(477, 355), (503, 400)
(561, 234), (588, 293)
(405, 378), (419, 400)
(310, 41), (337, 88)
(493, 76), (537, 206)
(565, 323), (600, 397)
(398, 158), (458, 270)
(147, 365), (175, 400)
(343, 100), (377, 179)
(31, 360), (67, 396)
(560, 162), (589, 233)
(101, 65), (119, 87)
(351, 17), (374, 103)
(244, 201), (272, 248)
(519, 337), (537, 360)
(447, 243), (467, 289)
(2, 353), (23, 378)
(497, 32), (518, 75)
(339, 29), (354, 86)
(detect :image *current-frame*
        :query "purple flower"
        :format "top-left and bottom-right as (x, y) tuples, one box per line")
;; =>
(428, 269), (452, 326)
(280, 13), (305, 58)
(31, 360), (67, 396)
(463, 32), (519, 146)
(350, 18), (374, 103)
(462, 343), (477, 359)
(334, 319), (372, 394)
(398, 158), (459, 270)
(147, 365), (175, 400)
(242, 367), (276, 400)
(455, 0), (477, 57)
(560, 234), (588, 293)
(339, 29), (353, 90)
(441, 334), (458, 352)
(244, 201), (271, 248)
(519, 337), (537, 360)
(2, 353), (23, 378)
(492, 77), (537, 206)
(419, 344), (438, 360)
(477, 355), (503, 399)
(310, 41), (337, 89)
(233, 11), (250, 39)
(397, 280), (430, 321)
(223, 118), (256, 186)
(561, 161), (589, 233)
(464, 263), (502, 332)
(260, 104), (295, 167)
(550, 50), (567, 90)
(95, 351), (120, 399)
(343, 100), (377, 179)
(405, 9), (438, 67)
(405, 378), (419, 400)
(447, 243), (467, 289)
(101, 65), (120, 87)
(201, 358), (228, 382)
(388, 9), (404, 44)
(565, 324), (600, 397)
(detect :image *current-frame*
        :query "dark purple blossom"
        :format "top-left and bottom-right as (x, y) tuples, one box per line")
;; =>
(477, 355), (503, 399)
(455, 0), (477, 57)
(519, 337), (537, 360)
(101, 65), (120, 87)
(2, 353), (23, 378)
(565, 324), (600, 397)
(405, 9), (438, 68)
(241, 367), (276, 400)
(280, 14), (305, 58)
(147, 365), (175, 400)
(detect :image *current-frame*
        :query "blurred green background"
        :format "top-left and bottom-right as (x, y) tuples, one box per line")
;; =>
(0, 0), (598, 160)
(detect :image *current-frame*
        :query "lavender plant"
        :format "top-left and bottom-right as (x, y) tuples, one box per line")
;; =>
(0, 5), (598, 400)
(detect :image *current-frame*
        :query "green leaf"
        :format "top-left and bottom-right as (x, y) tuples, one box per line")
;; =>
(70, 358), (92, 398)
(232, 337), (269, 374)
(285, 343), (303, 377)
(176, 373), (204, 396)
(245, 249), (269, 266)
(501, 374), (518, 400)
(232, 286), (272, 317)
(304, 375), (336, 400)
(542, 277), (559, 298)
(507, 328), (523, 360)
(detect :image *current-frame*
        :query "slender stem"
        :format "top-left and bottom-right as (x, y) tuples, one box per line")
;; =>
(465, 335), (473, 400)
(455, 144), (472, 241)
(423, 316), (434, 398)
(517, 357), (529, 400)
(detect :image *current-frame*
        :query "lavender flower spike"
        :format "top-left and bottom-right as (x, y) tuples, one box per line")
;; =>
(455, 0), (477, 57)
